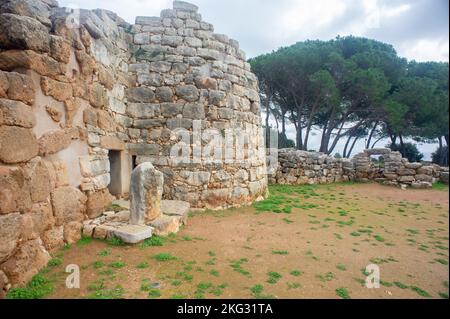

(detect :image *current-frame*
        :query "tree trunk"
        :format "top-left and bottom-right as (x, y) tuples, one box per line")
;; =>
(347, 136), (359, 158)
(265, 96), (270, 148)
(343, 134), (352, 158)
(371, 136), (384, 149)
(399, 134), (405, 157)
(366, 121), (379, 149)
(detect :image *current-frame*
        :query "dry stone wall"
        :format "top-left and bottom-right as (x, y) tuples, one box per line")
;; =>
(126, 1), (267, 209)
(0, 0), (267, 292)
(271, 148), (449, 188)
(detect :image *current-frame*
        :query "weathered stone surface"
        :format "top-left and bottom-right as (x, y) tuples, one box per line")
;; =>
(113, 224), (153, 244)
(130, 162), (164, 225)
(161, 200), (190, 225)
(127, 103), (160, 118)
(0, 0), (52, 27)
(0, 50), (64, 77)
(149, 215), (182, 236)
(86, 188), (114, 219)
(49, 35), (71, 63)
(51, 186), (87, 226)
(45, 105), (62, 122)
(0, 126), (38, 163)
(173, 1), (199, 12)
(63, 221), (83, 244)
(0, 213), (22, 263)
(1, 238), (51, 287)
(127, 87), (156, 103)
(0, 98), (35, 128)
(29, 202), (54, 236)
(40, 76), (73, 101)
(0, 13), (50, 52)
(0, 166), (31, 214)
(38, 129), (72, 156)
(0, 71), (35, 105)
(183, 103), (205, 119)
(175, 85), (199, 102)
(0, 269), (8, 298)
(23, 157), (51, 202)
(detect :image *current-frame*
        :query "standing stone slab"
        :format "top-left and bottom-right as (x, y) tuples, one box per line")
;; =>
(130, 162), (164, 225)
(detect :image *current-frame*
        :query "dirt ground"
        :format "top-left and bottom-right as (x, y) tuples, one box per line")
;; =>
(36, 183), (449, 299)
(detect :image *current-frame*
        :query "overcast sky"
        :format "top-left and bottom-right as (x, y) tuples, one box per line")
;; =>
(59, 0), (448, 158)
(60, 0), (448, 61)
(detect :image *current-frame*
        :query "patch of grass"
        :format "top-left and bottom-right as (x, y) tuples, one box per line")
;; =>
(208, 251), (216, 257)
(394, 281), (408, 289)
(434, 258), (449, 265)
(272, 250), (289, 255)
(182, 236), (193, 241)
(283, 218), (294, 224)
(350, 232), (361, 237)
(197, 282), (213, 290)
(380, 280), (393, 287)
(7, 274), (54, 299)
(109, 261), (126, 269)
(48, 258), (63, 267)
(267, 271), (282, 284)
(230, 258), (251, 277)
(439, 292), (449, 299)
(153, 253), (178, 261)
(336, 288), (351, 299)
(374, 235), (385, 242)
(148, 289), (162, 299)
(316, 272), (335, 282)
(87, 285), (124, 299)
(290, 270), (304, 277)
(136, 262), (149, 269)
(171, 280), (182, 286)
(287, 282), (301, 289)
(108, 237), (126, 247)
(210, 270), (220, 277)
(140, 236), (165, 248)
(77, 236), (93, 246)
(251, 284), (264, 296)
(410, 286), (432, 298)
(433, 182), (449, 191)
(336, 264), (347, 271)
(93, 261), (105, 269)
(99, 248), (112, 257)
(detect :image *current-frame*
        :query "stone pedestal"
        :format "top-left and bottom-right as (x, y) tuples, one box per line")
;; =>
(129, 162), (164, 225)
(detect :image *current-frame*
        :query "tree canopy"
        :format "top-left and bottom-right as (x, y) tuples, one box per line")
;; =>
(249, 36), (449, 163)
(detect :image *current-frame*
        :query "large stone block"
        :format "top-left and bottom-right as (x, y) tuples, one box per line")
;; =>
(51, 186), (87, 226)
(175, 85), (199, 102)
(0, 13), (50, 52)
(0, 50), (64, 77)
(0, 126), (38, 163)
(38, 129), (72, 156)
(0, 213), (22, 263)
(0, 98), (35, 128)
(0, 71), (35, 105)
(1, 238), (51, 287)
(130, 162), (164, 225)
(86, 188), (114, 219)
(23, 157), (51, 203)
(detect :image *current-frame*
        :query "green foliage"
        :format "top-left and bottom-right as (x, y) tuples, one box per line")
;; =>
(140, 236), (165, 248)
(387, 143), (424, 163)
(153, 253), (178, 261)
(336, 288), (351, 299)
(7, 274), (54, 299)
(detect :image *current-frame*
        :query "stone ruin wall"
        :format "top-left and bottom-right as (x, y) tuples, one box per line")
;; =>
(126, 2), (267, 209)
(271, 148), (449, 188)
(0, 0), (267, 294)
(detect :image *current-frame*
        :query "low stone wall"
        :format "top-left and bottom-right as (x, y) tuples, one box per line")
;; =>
(270, 148), (449, 188)
(269, 149), (354, 185)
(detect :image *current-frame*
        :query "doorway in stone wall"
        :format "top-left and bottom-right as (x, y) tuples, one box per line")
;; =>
(108, 150), (122, 196)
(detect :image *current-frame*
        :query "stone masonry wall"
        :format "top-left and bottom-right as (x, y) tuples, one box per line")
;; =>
(271, 148), (449, 188)
(0, 0), (267, 293)
(126, 1), (267, 209)
(0, 0), (131, 292)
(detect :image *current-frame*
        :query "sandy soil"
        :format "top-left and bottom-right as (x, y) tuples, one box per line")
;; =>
(44, 183), (449, 299)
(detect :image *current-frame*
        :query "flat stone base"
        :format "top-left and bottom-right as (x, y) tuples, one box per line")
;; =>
(113, 224), (152, 244)
(82, 200), (190, 243)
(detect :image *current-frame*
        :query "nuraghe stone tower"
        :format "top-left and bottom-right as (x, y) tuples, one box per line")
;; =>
(0, 0), (267, 292)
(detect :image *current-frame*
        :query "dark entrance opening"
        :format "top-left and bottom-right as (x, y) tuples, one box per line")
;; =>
(132, 155), (138, 170)
(108, 150), (122, 196)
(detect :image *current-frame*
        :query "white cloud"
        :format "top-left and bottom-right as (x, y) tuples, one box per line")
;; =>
(400, 38), (449, 62)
